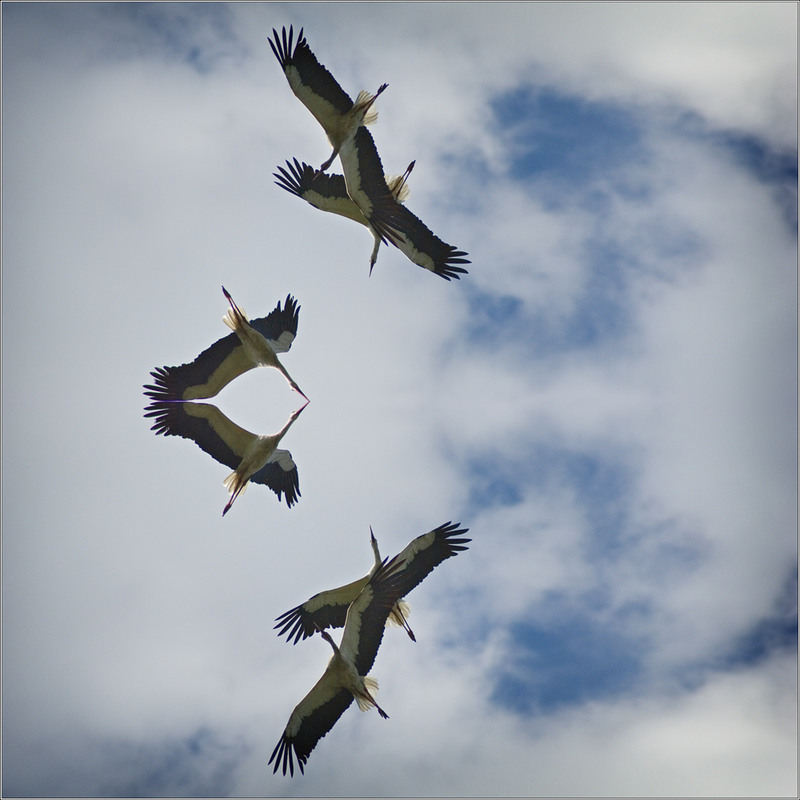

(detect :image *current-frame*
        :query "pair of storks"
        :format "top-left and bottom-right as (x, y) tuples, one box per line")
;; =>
(270, 25), (470, 280)
(142, 25), (473, 778)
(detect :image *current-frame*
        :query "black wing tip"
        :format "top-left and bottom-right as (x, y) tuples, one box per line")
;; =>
(269, 25), (306, 68)
(437, 521), (472, 548)
(273, 607), (314, 645)
(269, 735), (305, 777)
(436, 265), (469, 281)
(143, 400), (182, 435)
(273, 158), (317, 197)
(435, 250), (470, 280)
(143, 366), (185, 403)
(283, 481), (301, 508)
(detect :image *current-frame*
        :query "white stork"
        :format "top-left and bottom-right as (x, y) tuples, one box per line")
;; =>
(144, 400), (307, 513)
(275, 155), (470, 280)
(274, 521), (471, 645)
(274, 156), (414, 269)
(268, 25), (387, 173)
(269, 553), (414, 777)
(144, 288), (307, 404)
(338, 126), (470, 280)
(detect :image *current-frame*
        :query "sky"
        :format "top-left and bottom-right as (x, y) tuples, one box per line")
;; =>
(1, 2), (797, 797)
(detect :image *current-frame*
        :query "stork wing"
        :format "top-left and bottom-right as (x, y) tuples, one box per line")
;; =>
(274, 575), (370, 644)
(391, 521), (471, 584)
(144, 401), (256, 470)
(144, 332), (255, 402)
(269, 671), (354, 777)
(274, 158), (368, 225)
(339, 556), (408, 676)
(247, 294), (300, 355)
(339, 126), (408, 246)
(249, 448), (301, 508)
(388, 204), (470, 280)
(268, 26), (353, 131)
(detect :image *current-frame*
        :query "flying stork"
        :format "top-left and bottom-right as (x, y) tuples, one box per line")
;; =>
(274, 521), (471, 645)
(144, 399), (307, 513)
(269, 552), (419, 777)
(274, 156), (414, 270)
(144, 288), (307, 405)
(268, 25), (387, 173)
(275, 154), (470, 280)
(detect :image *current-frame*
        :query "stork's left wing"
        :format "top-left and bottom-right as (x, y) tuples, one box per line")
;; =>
(386, 204), (470, 280)
(144, 333), (253, 403)
(269, 26), (354, 131)
(269, 672), (354, 777)
(274, 158), (367, 225)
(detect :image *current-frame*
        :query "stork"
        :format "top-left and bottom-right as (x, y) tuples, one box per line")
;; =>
(269, 553), (412, 777)
(275, 155), (470, 280)
(274, 156), (414, 269)
(144, 399), (307, 513)
(144, 288), (307, 404)
(268, 25), (387, 173)
(274, 521), (471, 645)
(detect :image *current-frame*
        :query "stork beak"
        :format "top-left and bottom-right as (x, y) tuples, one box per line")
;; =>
(290, 398), (309, 419)
(295, 385), (310, 403)
(369, 526), (376, 544)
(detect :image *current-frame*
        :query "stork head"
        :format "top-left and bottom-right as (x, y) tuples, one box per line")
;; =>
(289, 398), (310, 420)
(368, 526), (382, 569)
(275, 398), (308, 441)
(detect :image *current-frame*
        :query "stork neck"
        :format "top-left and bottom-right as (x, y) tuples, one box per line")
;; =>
(369, 530), (382, 570)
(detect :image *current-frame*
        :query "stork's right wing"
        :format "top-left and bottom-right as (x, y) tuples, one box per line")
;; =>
(274, 575), (370, 644)
(144, 401), (255, 470)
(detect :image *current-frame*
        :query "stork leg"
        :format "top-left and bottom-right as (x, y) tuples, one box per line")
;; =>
(222, 470), (248, 516)
(393, 606), (416, 642)
(359, 687), (389, 719)
(221, 285), (248, 331)
(357, 83), (388, 125)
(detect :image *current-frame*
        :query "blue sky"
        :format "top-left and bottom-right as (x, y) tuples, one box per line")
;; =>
(2, 2), (797, 797)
